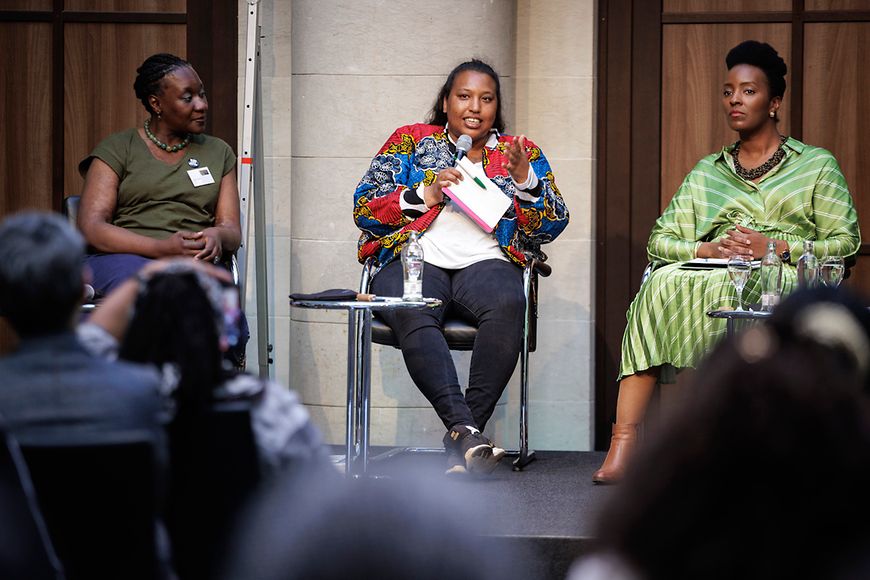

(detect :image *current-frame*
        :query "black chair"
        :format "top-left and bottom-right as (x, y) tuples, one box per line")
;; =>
(359, 256), (552, 470)
(20, 435), (161, 580)
(61, 196), (97, 312)
(0, 426), (64, 580)
(167, 401), (262, 580)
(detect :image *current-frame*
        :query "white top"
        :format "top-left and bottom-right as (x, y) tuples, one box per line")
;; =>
(410, 130), (539, 270)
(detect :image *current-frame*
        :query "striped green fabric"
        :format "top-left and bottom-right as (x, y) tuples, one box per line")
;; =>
(619, 138), (860, 380)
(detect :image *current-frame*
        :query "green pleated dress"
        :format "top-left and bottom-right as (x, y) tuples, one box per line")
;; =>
(619, 138), (860, 380)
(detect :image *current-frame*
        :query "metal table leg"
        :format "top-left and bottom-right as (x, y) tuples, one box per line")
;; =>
(359, 308), (373, 474)
(345, 310), (357, 475)
(348, 307), (373, 477)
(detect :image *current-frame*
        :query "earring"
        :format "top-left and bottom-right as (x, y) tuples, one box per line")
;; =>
(157, 112), (162, 120)
(769, 110), (776, 118)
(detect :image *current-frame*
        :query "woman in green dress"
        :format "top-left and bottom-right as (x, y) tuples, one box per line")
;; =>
(593, 40), (860, 484)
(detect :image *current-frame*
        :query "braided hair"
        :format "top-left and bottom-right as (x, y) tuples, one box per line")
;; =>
(725, 40), (787, 99)
(133, 53), (192, 114)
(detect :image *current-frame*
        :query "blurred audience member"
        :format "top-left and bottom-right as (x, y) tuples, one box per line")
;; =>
(225, 472), (519, 580)
(80, 262), (327, 578)
(117, 264), (326, 473)
(571, 288), (870, 580)
(0, 211), (163, 446)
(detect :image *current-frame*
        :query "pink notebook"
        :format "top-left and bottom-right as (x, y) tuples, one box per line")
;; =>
(443, 157), (512, 232)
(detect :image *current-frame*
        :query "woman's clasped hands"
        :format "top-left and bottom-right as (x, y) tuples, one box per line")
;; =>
(162, 228), (223, 262)
(698, 224), (773, 259)
(719, 224), (771, 259)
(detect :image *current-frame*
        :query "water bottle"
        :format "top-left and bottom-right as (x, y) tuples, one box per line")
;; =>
(760, 241), (783, 312)
(401, 230), (424, 301)
(796, 240), (819, 289)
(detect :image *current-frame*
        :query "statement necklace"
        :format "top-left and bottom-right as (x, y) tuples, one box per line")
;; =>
(144, 118), (191, 153)
(731, 135), (788, 181)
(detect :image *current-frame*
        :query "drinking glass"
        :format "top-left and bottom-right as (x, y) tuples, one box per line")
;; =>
(820, 256), (845, 288)
(728, 255), (752, 311)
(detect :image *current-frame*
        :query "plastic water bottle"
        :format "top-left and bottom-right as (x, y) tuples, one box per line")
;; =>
(760, 241), (783, 312)
(796, 240), (819, 289)
(401, 230), (424, 301)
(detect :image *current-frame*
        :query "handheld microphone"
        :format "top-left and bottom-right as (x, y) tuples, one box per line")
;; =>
(455, 134), (472, 165)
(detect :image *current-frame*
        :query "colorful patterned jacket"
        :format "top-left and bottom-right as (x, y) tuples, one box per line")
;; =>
(353, 124), (569, 270)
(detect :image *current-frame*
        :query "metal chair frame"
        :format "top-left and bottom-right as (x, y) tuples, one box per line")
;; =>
(356, 256), (551, 471)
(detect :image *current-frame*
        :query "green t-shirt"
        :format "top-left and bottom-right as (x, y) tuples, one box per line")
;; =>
(79, 129), (236, 239)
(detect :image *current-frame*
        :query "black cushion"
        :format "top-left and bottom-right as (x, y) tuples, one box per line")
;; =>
(371, 317), (480, 352)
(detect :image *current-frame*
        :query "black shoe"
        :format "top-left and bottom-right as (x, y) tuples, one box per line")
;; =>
(443, 426), (505, 475)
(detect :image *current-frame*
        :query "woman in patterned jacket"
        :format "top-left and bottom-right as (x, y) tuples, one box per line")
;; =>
(593, 41), (860, 484)
(353, 59), (569, 476)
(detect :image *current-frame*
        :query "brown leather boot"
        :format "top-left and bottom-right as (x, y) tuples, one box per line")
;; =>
(592, 423), (638, 485)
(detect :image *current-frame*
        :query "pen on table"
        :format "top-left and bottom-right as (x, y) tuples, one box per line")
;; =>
(357, 294), (403, 302)
(456, 163), (486, 189)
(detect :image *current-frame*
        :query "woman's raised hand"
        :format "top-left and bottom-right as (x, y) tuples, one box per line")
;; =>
(423, 167), (463, 208)
(504, 135), (530, 184)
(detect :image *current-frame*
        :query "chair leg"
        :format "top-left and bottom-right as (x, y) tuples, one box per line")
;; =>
(513, 264), (536, 471)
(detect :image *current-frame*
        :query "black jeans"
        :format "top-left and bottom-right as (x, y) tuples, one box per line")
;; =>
(371, 258), (525, 432)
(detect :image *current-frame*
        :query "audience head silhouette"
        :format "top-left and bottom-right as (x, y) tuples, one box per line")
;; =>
(574, 288), (870, 580)
(0, 211), (86, 338)
(226, 473), (518, 580)
(119, 264), (233, 409)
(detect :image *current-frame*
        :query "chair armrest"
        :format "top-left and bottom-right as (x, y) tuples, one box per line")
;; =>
(527, 259), (552, 277)
(360, 257), (376, 294)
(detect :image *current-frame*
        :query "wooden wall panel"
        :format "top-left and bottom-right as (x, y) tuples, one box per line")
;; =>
(806, 0), (870, 10)
(0, 23), (53, 215)
(0, 0), (51, 10)
(664, 0), (790, 12)
(64, 0), (185, 11)
(803, 23), (870, 263)
(63, 23), (185, 197)
(843, 256), (870, 298)
(660, 24), (790, 210)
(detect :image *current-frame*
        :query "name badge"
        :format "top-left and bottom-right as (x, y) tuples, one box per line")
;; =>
(187, 167), (216, 187)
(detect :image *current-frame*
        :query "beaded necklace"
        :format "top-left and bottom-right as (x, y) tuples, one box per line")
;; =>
(144, 118), (191, 153)
(731, 135), (788, 181)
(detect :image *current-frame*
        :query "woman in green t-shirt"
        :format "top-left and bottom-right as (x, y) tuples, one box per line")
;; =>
(78, 53), (240, 296)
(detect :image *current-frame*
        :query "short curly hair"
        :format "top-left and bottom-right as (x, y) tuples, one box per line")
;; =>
(725, 40), (787, 99)
(133, 53), (192, 114)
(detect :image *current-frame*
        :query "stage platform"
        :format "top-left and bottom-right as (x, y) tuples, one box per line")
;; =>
(358, 449), (613, 580)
